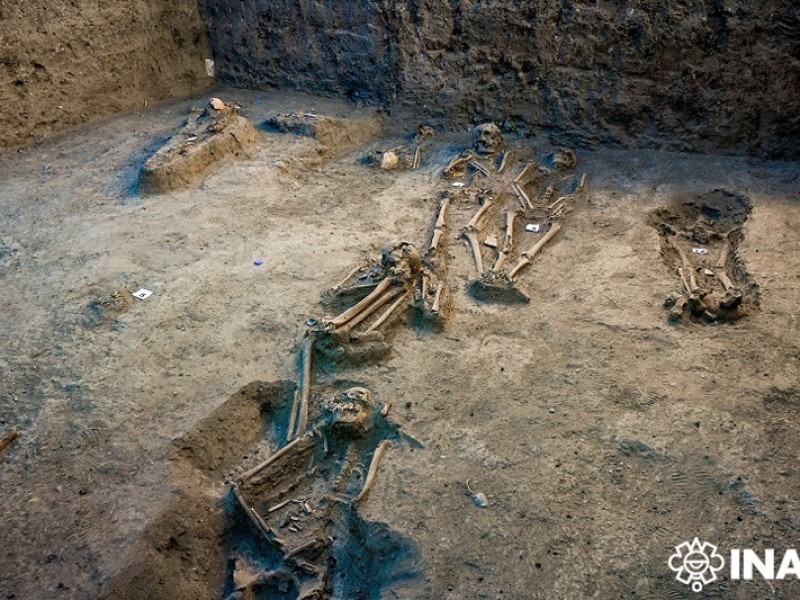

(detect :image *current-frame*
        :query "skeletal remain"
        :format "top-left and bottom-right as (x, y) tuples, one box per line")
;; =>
(543, 148), (578, 171)
(575, 173), (588, 194)
(484, 234), (498, 249)
(431, 281), (445, 314)
(412, 146), (422, 170)
(428, 198), (450, 255)
(353, 440), (391, 506)
(444, 151), (478, 177)
(492, 211), (516, 272)
(498, 151), (509, 174)
(669, 238), (701, 294)
(508, 222), (562, 280)
(473, 123), (504, 156)
(287, 389), (300, 442)
(512, 182), (533, 210)
(240, 436), (307, 484)
(716, 235), (730, 268)
(330, 260), (369, 294)
(540, 181), (557, 205)
(461, 199), (494, 274)
(336, 286), (404, 334)
(380, 151), (400, 170)
(323, 387), (376, 438)
(365, 288), (413, 333)
(469, 161), (490, 178)
(515, 162), (533, 184)
(326, 277), (394, 329)
(294, 335), (315, 438)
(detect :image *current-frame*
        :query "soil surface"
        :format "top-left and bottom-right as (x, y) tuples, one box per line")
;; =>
(200, 1), (800, 159)
(1, 88), (800, 599)
(0, 0), (211, 149)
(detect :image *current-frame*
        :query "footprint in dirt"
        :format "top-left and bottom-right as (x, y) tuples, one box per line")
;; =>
(648, 189), (759, 323)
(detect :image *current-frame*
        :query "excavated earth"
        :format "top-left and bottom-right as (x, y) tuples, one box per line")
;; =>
(1, 89), (800, 599)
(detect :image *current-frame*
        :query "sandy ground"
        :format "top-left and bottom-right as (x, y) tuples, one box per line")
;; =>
(1, 88), (799, 599)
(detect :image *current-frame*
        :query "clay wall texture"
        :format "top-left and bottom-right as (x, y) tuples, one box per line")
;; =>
(199, 0), (800, 158)
(0, 0), (210, 149)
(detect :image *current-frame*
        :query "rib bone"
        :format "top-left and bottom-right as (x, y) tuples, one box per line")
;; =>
(508, 222), (562, 280)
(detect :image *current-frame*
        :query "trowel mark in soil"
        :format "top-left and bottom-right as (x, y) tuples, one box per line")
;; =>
(648, 189), (759, 323)
(101, 380), (428, 600)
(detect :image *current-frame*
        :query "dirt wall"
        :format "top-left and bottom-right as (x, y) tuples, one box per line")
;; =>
(0, 1), (211, 149)
(199, 0), (800, 158)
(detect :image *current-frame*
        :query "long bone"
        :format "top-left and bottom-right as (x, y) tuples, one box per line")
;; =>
(444, 151), (477, 175)
(714, 234), (738, 293)
(336, 286), (403, 334)
(326, 277), (394, 328)
(290, 334), (316, 438)
(515, 162), (533, 183)
(365, 288), (413, 333)
(330, 260), (368, 292)
(461, 199), (494, 273)
(492, 211), (517, 272)
(431, 281), (445, 314)
(508, 222), (562, 280)
(498, 151), (509, 174)
(429, 197), (450, 254)
(512, 183), (533, 210)
(412, 146), (422, 170)
(353, 440), (390, 506)
(469, 161), (490, 177)
(232, 484), (285, 546)
(669, 237), (701, 294)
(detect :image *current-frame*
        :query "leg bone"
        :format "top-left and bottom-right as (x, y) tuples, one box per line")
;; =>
(508, 222), (562, 280)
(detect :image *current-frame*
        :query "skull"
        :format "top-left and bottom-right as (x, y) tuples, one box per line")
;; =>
(542, 148), (577, 171)
(381, 241), (422, 279)
(473, 123), (504, 156)
(324, 387), (376, 437)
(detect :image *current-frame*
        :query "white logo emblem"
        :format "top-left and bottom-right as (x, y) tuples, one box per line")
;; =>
(669, 538), (726, 592)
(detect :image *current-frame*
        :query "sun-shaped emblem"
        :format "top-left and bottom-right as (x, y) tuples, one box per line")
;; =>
(668, 538), (725, 592)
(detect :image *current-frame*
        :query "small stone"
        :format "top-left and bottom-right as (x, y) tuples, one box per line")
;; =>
(473, 492), (489, 508)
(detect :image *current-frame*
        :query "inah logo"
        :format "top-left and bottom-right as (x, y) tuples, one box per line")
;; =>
(668, 538), (725, 592)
